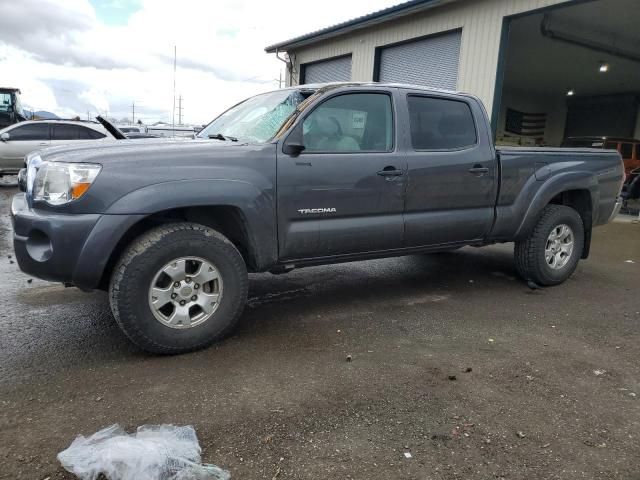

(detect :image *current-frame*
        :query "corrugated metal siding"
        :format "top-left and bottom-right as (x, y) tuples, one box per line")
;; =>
(287, 0), (570, 117)
(302, 56), (352, 84)
(378, 30), (461, 89)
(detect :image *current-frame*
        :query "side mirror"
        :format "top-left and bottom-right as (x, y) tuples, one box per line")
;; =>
(282, 126), (305, 157)
(0, 132), (9, 142)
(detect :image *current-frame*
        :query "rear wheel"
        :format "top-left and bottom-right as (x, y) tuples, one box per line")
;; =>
(109, 223), (248, 354)
(514, 205), (584, 286)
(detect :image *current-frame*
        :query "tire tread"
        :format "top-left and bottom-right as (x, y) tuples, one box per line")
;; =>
(514, 205), (584, 286)
(109, 222), (247, 354)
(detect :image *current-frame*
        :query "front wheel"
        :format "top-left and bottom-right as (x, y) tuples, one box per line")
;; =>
(514, 205), (584, 286)
(109, 223), (248, 354)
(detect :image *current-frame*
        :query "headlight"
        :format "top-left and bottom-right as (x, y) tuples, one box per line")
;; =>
(25, 153), (42, 196)
(32, 162), (101, 205)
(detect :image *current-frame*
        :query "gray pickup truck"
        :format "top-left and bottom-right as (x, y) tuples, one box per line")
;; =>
(11, 83), (624, 353)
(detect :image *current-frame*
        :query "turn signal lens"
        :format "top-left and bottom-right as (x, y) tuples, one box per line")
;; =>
(71, 182), (92, 199)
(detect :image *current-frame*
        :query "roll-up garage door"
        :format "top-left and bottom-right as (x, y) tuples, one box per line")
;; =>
(302, 55), (352, 84)
(378, 30), (461, 90)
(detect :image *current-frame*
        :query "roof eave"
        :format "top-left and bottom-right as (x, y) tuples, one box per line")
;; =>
(265, 0), (457, 53)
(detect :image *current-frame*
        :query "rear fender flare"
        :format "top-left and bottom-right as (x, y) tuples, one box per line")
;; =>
(514, 171), (598, 240)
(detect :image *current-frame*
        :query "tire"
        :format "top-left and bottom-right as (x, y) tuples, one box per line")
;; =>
(109, 222), (248, 354)
(515, 205), (584, 286)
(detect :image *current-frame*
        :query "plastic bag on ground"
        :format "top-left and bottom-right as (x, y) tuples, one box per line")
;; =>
(57, 424), (230, 480)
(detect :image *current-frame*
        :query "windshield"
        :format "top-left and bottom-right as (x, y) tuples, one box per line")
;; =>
(0, 92), (13, 113)
(197, 89), (306, 143)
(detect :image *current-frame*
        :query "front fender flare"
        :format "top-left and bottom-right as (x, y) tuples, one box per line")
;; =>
(73, 179), (277, 289)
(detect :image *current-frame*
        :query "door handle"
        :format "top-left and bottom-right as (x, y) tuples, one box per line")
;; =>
(377, 167), (404, 177)
(39, 142), (48, 146)
(468, 164), (489, 176)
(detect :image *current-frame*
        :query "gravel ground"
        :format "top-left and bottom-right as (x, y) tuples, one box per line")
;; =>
(0, 185), (639, 480)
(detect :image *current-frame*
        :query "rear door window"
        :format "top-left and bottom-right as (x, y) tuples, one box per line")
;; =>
(407, 96), (477, 150)
(52, 124), (82, 140)
(9, 123), (50, 140)
(620, 143), (633, 159)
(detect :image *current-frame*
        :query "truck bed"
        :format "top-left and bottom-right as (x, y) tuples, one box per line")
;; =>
(490, 146), (624, 240)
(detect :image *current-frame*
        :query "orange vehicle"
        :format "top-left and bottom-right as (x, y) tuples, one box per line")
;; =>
(562, 137), (640, 177)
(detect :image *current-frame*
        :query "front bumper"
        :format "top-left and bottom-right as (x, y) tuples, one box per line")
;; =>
(606, 197), (623, 223)
(0, 166), (21, 176)
(11, 193), (144, 290)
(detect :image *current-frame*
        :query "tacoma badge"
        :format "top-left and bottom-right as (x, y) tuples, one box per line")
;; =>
(297, 208), (337, 214)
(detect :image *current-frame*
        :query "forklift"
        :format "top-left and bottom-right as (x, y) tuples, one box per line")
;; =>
(0, 88), (27, 130)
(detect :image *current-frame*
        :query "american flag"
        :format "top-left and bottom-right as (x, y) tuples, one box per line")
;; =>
(505, 108), (546, 137)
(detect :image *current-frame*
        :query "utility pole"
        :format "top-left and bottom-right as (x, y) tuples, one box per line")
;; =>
(177, 95), (183, 125)
(87, 110), (90, 121)
(131, 101), (135, 124)
(172, 45), (177, 137)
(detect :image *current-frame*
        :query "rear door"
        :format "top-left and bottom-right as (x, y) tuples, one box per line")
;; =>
(277, 89), (406, 260)
(400, 91), (497, 246)
(0, 123), (50, 169)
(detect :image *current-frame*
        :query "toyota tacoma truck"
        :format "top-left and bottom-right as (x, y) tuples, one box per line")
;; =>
(11, 83), (624, 354)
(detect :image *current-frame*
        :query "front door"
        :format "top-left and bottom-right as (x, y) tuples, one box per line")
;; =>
(277, 90), (406, 260)
(1, 123), (50, 169)
(400, 92), (498, 246)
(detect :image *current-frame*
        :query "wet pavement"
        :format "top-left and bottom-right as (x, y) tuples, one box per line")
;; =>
(0, 184), (639, 479)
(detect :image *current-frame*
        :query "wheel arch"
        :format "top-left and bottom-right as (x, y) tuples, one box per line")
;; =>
(95, 204), (273, 290)
(513, 172), (597, 259)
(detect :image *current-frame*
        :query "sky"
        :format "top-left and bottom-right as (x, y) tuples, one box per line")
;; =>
(0, 0), (401, 125)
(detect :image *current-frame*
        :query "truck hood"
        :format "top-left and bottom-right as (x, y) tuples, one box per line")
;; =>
(34, 137), (246, 166)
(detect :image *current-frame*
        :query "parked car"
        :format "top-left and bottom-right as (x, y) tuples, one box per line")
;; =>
(146, 124), (195, 138)
(562, 136), (640, 177)
(11, 83), (625, 354)
(124, 132), (160, 139)
(0, 119), (113, 177)
(118, 125), (147, 134)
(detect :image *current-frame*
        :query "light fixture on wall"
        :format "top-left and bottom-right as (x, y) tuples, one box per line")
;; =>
(566, 89), (575, 96)
(599, 62), (609, 73)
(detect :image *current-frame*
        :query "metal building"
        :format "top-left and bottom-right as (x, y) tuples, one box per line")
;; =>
(266, 0), (640, 148)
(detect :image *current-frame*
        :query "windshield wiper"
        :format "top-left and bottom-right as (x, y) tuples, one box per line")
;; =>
(208, 133), (238, 142)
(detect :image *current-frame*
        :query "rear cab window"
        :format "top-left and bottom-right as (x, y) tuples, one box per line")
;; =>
(406, 95), (477, 150)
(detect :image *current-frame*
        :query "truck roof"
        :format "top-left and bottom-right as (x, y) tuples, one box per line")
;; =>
(279, 81), (461, 95)
(0, 87), (21, 93)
